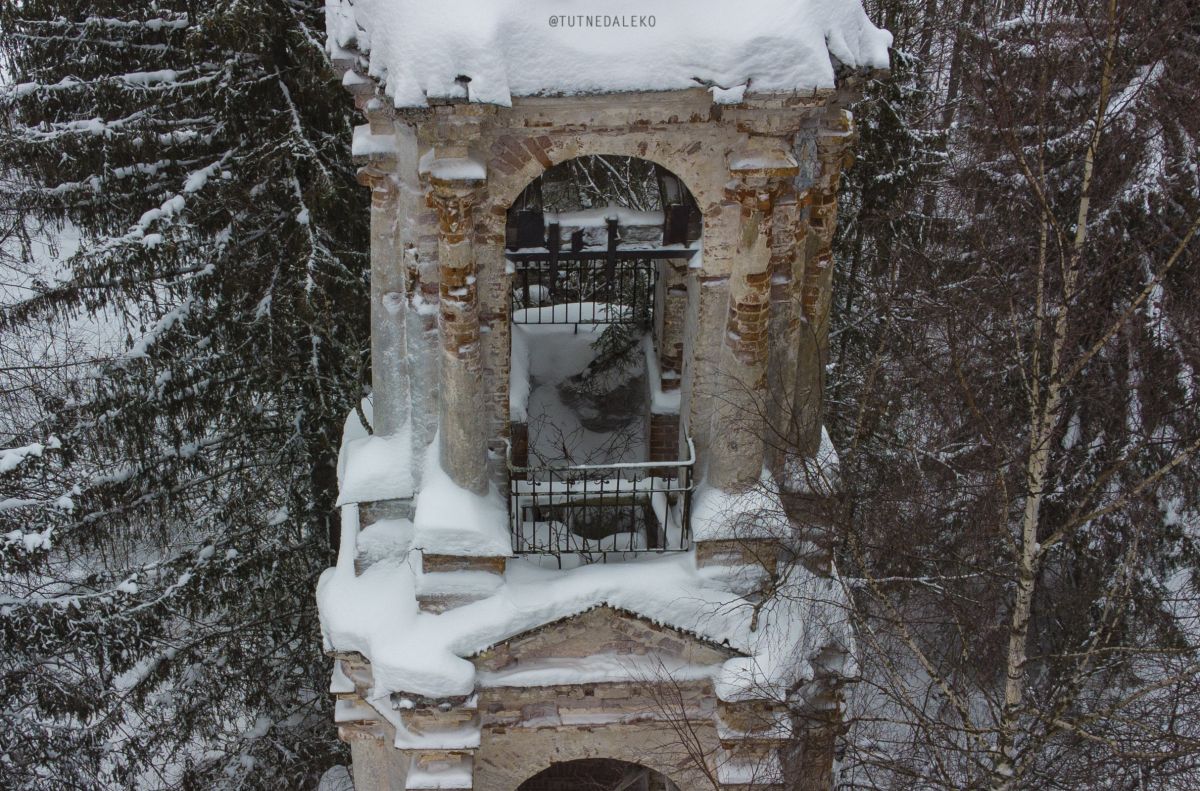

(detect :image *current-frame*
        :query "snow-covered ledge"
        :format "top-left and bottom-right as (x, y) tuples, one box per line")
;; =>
(325, 0), (891, 108)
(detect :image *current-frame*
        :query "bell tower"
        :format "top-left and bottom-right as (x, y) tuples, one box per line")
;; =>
(319, 3), (890, 789)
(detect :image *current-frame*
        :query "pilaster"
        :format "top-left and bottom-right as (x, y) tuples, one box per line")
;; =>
(706, 146), (798, 493)
(428, 180), (488, 495)
(793, 109), (855, 457)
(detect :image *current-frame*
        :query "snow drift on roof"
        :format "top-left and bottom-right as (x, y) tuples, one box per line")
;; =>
(325, 0), (892, 108)
(318, 548), (856, 702)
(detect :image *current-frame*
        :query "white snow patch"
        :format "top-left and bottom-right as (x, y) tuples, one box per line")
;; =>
(710, 83), (748, 104)
(405, 754), (473, 790)
(326, 0), (892, 107)
(121, 69), (178, 86)
(329, 662), (356, 694)
(546, 205), (664, 229)
(411, 437), (511, 557)
(779, 425), (840, 495)
(318, 544), (853, 703)
(509, 321), (532, 422)
(337, 397), (414, 505)
(418, 149), (487, 181)
(352, 123), (398, 157)
(417, 570), (504, 598)
(692, 468), (789, 542)
(357, 518), (415, 566)
(642, 334), (680, 415)
(715, 749), (783, 785)
(1, 441), (49, 473)
(729, 151), (800, 172)
(125, 299), (193, 360)
(479, 653), (719, 687)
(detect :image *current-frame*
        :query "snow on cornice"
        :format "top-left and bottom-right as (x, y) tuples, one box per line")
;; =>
(325, 0), (892, 108)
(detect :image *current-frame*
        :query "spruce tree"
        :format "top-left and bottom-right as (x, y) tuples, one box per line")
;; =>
(0, 2), (366, 787)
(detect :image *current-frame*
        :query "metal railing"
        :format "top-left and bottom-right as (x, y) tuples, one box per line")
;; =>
(508, 218), (695, 326)
(508, 439), (695, 558)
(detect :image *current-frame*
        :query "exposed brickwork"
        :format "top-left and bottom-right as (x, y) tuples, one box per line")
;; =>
(648, 413), (681, 465)
(724, 268), (772, 369)
(658, 263), (690, 389)
(508, 420), (528, 474)
(785, 708), (843, 791)
(422, 554), (507, 575)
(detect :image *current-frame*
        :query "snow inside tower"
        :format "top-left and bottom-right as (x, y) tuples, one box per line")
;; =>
(318, 1), (891, 788)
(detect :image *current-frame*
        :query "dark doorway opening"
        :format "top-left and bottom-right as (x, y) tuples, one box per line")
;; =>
(516, 758), (679, 791)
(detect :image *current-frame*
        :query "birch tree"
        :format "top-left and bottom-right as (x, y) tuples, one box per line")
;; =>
(833, 0), (1200, 787)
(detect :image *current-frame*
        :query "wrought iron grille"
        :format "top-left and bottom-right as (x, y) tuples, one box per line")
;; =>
(509, 253), (664, 325)
(507, 218), (695, 326)
(508, 440), (695, 558)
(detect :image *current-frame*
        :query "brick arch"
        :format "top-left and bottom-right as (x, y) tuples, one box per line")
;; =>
(479, 739), (702, 791)
(475, 130), (726, 486)
(485, 133), (724, 216)
(514, 758), (682, 791)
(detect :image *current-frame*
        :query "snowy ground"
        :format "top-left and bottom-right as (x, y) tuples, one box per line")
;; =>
(511, 304), (647, 468)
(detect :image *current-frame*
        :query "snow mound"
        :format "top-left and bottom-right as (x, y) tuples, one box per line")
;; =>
(337, 402), (414, 505)
(411, 435), (511, 557)
(318, 545), (854, 704)
(326, 0), (892, 107)
(691, 468), (789, 542)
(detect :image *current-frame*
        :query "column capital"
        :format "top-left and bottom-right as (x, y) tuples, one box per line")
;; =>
(727, 150), (798, 213)
(426, 181), (483, 246)
(356, 166), (397, 196)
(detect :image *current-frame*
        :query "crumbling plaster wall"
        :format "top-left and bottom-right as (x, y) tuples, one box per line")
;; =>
(362, 88), (853, 495)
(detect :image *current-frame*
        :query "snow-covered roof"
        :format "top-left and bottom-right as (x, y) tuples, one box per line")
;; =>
(318, 547), (856, 703)
(325, 0), (892, 108)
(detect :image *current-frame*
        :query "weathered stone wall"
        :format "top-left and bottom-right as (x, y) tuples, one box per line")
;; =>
(340, 3), (870, 493)
(353, 89), (856, 507)
(792, 109), (856, 458)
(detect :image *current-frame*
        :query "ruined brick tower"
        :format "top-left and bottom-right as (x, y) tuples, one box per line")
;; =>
(318, 3), (890, 789)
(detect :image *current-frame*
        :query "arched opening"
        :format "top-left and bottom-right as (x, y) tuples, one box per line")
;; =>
(506, 156), (699, 561)
(516, 758), (680, 791)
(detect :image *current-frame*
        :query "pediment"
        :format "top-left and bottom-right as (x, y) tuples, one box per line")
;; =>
(471, 605), (740, 684)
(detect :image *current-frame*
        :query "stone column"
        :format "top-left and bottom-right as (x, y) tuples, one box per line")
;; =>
(706, 154), (798, 493)
(361, 170), (409, 437)
(764, 187), (807, 473)
(348, 100), (411, 439)
(793, 109), (854, 457)
(428, 179), (489, 495)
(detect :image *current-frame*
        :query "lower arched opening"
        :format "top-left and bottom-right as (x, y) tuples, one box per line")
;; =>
(516, 758), (680, 791)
